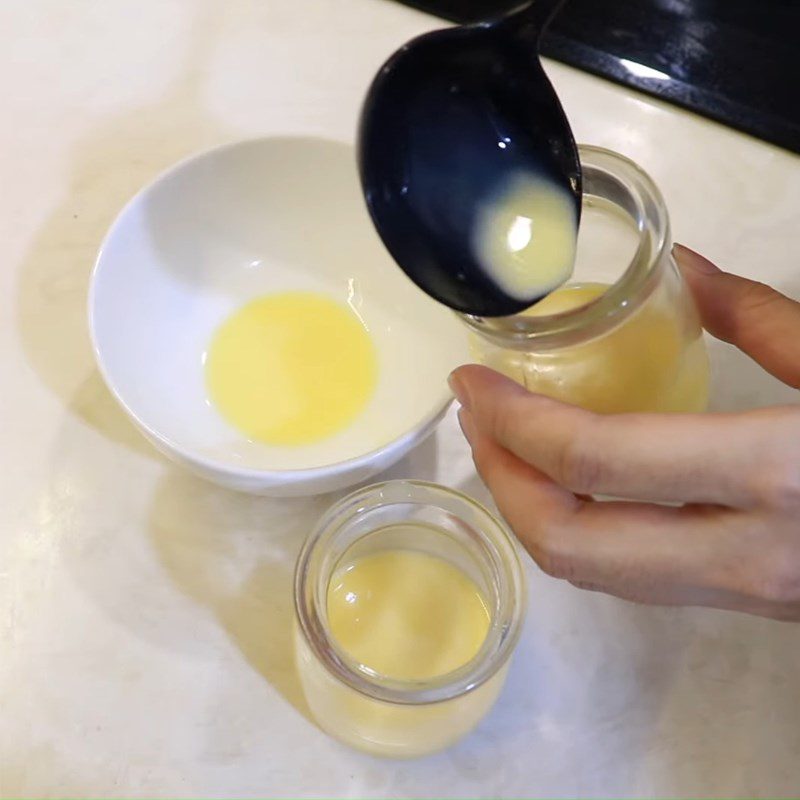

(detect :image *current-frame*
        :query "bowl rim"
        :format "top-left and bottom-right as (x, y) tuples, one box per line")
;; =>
(87, 136), (458, 481)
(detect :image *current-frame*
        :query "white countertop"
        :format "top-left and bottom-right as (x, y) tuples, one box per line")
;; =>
(2, 1), (800, 797)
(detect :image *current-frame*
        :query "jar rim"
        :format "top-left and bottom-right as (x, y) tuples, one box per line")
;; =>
(459, 144), (671, 350)
(294, 479), (527, 706)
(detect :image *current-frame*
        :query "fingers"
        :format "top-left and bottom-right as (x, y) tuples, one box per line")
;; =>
(450, 365), (800, 508)
(458, 406), (578, 523)
(459, 408), (739, 607)
(675, 243), (800, 388)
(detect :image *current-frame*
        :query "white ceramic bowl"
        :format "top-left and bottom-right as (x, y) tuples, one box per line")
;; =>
(89, 137), (468, 496)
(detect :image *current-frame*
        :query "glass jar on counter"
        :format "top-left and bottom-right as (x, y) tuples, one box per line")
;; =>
(461, 146), (710, 414)
(294, 480), (526, 758)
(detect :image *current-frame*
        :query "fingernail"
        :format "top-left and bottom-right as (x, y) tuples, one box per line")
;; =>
(448, 370), (471, 411)
(458, 407), (476, 445)
(673, 243), (720, 275)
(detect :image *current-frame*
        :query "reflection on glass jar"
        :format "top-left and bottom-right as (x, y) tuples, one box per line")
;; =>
(293, 481), (526, 759)
(461, 146), (710, 414)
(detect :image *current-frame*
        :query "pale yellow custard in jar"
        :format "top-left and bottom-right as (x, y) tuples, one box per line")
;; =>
(461, 145), (711, 415)
(294, 482), (526, 759)
(475, 280), (709, 414)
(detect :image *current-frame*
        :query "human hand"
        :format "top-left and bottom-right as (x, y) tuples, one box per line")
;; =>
(449, 245), (800, 620)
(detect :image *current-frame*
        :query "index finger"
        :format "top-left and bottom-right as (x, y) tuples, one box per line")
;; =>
(450, 364), (796, 508)
(460, 408), (740, 608)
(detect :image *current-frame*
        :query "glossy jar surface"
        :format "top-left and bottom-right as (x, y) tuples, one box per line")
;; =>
(461, 146), (710, 414)
(293, 480), (526, 758)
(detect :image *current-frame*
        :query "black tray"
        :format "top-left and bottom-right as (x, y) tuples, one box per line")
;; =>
(392, 0), (800, 154)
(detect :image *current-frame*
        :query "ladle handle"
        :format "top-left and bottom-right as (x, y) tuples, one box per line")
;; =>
(499, 0), (569, 45)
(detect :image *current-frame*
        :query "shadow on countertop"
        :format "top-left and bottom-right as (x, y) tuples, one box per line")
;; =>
(145, 432), (441, 723)
(15, 0), (231, 459)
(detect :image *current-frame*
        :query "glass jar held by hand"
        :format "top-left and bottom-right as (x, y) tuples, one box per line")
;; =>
(461, 146), (710, 414)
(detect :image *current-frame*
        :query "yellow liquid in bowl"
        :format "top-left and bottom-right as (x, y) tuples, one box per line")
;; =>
(206, 291), (378, 446)
(327, 549), (490, 682)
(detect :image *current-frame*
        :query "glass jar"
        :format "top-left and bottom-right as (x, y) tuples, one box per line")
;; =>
(461, 145), (710, 414)
(293, 480), (526, 758)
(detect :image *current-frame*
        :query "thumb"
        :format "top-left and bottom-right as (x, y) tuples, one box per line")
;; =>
(675, 244), (800, 389)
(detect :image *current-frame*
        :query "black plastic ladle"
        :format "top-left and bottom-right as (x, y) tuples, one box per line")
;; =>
(358, 0), (581, 317)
